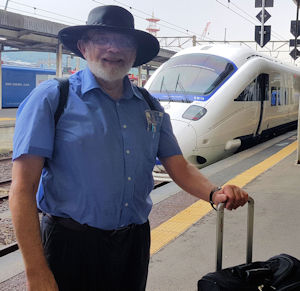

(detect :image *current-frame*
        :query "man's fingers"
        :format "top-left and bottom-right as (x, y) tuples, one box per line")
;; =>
(222, 185), (249, 210)
(214, 193), (227, 204)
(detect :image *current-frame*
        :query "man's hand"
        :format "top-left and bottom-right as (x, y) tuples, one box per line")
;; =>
(213, 185), (249, 210)
(26, 265), (59, 291)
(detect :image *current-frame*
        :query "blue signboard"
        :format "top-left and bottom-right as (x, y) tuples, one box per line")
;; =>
(2, 66), (56, 108)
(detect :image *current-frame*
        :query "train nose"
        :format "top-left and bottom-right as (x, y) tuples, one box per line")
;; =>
(171, 120), (197, 157)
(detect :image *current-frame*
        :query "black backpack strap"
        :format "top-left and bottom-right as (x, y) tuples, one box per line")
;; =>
(137, 86), (156, 111)
(44, 78), (69, 169)
(54, 77), (69, 126)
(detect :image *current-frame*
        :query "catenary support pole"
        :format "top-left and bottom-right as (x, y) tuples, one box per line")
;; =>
(295, 1), (300, 164)
(260, 0), (265, 47)
(0, 44), (2, 110)
(56, 42), (63, 77)
(138, 65), (142, 87)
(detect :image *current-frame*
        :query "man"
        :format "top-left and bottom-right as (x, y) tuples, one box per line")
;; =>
(9, 5), (248, 291)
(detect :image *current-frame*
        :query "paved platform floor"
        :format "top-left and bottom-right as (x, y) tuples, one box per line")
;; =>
(0, 130), (299, 290)
(147, 137), (300, 290)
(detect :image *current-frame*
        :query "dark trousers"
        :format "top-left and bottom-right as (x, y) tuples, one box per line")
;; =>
(41, 215), (150, 291)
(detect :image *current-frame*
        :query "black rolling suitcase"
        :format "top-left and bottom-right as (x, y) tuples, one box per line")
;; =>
(197, 198), (300, 291)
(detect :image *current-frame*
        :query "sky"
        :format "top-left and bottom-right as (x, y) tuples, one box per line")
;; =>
(0, 0), (299, 62)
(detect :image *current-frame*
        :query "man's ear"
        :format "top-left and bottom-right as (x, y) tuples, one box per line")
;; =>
(77, 40), (87, 58)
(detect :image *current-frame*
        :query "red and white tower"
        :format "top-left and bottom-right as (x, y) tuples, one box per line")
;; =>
(146, 12), (160, 36)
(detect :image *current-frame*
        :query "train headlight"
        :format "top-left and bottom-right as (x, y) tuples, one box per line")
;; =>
(182, 105), (207, 121)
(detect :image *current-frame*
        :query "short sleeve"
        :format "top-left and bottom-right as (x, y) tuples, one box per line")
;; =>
(151, 98), (183, 159)
(13, 80), (60, 160)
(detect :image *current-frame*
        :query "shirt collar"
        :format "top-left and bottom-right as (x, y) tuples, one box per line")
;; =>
(81, 67), (102, 95)
(81, 67), (143, 101)
(123, 76), (144, 101)
(130, 80), (144, 101)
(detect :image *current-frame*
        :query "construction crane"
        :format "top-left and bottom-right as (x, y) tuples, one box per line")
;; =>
(200, 21), (211, 40)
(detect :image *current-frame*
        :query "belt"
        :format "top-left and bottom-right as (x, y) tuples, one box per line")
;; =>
(44, 213), (138, 235)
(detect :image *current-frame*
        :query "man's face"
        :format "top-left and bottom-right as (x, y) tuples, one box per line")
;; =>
(78, 30), (137, 82)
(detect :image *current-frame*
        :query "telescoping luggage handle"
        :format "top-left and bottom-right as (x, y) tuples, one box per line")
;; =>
(216, 197), (254, 271)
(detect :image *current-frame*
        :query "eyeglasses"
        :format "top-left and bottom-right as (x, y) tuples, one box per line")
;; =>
(88, 34), (136, 50)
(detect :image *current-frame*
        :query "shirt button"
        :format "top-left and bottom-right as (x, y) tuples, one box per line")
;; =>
(116, 102), (120, 106)
(126, 150), (130, 154)
(124, 203), (128, 207)
(123, 124), (127, 129)
(128, 177), (132, 181)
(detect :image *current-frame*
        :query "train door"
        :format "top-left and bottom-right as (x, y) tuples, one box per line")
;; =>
(254, 74), (269, 135)
(234, 73), (269, 137)
(262, 72), (283, 131)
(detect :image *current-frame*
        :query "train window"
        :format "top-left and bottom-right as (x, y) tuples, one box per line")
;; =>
(182, 105), (207, 121)
(235, 73), (269, 102)
(259, 74), (269, 101)
(271, 87), (277, 106)
(235, 79), (257, 101)
(283, 88), (288, 105)
(277, 88), (281, 105)
(148, 53), (236, 99)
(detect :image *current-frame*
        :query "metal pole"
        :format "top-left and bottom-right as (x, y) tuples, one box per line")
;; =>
(297, 106), (300, 163)
(216, 204), (224, 271)
(56, 42), (63, 77)
(294, 0), (300, 61)
(296, 1), (300, 164)
(138, 65), (142, 87)
(76, 57), (80, 71)
(4, 0), (10, 10)
(246, 198), (254, 264)
(0, 44), (2, 110)
(260, 0), (265, 47)
(192, 35), (197, 47)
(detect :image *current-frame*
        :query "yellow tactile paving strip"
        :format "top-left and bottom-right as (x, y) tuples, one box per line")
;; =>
(0, 118), (16, 121)
(150, 140), (298, 255)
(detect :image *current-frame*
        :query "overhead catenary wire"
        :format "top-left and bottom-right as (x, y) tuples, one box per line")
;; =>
(8, 0), (84, 23)
(2, 0), (287, 44)
(92, 0), (204, 38)
(2, 0), (219, 42)
(0, 4), (80, 25)
(3, 0), (212, 44)
(215, 0), (287, 41)
(111, 0), (200, 36)
(228, 0), (287, 40)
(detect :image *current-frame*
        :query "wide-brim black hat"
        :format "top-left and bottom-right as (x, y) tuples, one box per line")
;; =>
(58, 5), (160, 67)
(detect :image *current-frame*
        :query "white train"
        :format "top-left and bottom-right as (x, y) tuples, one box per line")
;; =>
(145, 45), (300, 180)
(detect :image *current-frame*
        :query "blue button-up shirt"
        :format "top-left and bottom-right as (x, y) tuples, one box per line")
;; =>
(13, 67), (182, 230)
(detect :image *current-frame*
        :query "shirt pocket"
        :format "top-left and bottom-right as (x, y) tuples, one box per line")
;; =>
(144, 110), (164, 158)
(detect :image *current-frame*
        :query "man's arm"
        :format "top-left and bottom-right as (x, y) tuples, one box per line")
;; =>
(9, 154), (58, 291)
(160, 155), (248, 210)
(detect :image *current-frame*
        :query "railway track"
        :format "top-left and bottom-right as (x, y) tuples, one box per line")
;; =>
(0, 157), (12, 164)
(153, 181), (169, 189)
(0, 243), (18, 257)
(0, 156), (12, 201)
(0, 179), (170, 258)
(0, 180), (11, 201)
(0, 157), (13, 257)
(0, 179), (11, 185)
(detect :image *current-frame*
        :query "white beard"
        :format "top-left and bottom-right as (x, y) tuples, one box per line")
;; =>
(88, 60), (133, 82)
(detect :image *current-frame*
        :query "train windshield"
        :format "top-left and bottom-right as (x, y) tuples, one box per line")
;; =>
(148, 53), (236, 102)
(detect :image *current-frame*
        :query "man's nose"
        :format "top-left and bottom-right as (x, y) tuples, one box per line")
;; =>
(105, 39), (123, 50)
(106, 42), (121, 52)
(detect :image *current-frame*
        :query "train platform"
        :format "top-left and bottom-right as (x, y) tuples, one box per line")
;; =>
(147, 131), (300, 290)
(0, 130), (300, 290)
(0, 108), (16, 124)
(0, 108), (16, 155)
